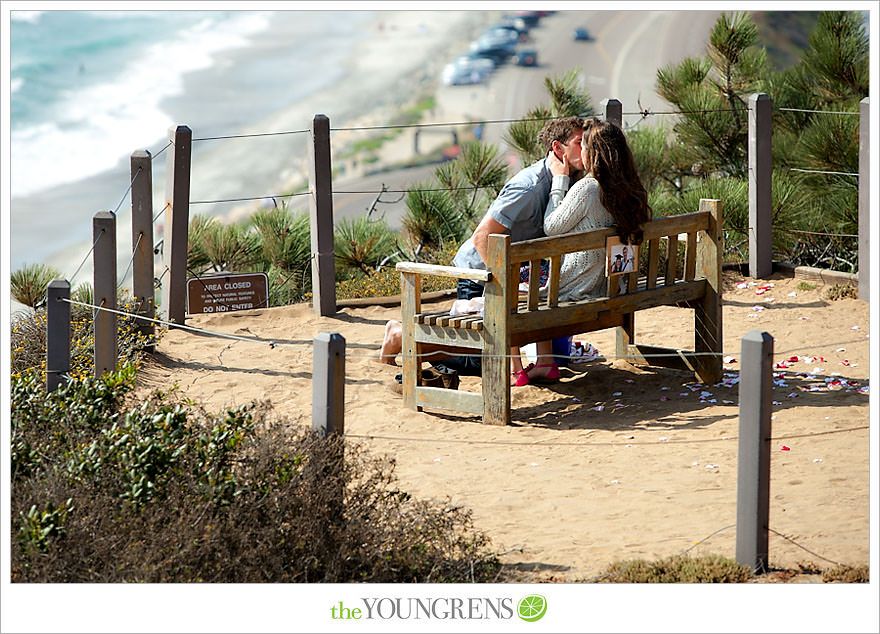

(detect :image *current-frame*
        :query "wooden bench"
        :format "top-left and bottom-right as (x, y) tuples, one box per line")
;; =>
(396, 198), (723, 425)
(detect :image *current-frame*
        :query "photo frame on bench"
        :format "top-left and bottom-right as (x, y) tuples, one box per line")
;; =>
(605, 236), (637, 295)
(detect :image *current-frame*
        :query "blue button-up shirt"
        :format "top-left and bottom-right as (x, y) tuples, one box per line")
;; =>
(452, 158), (552, 271)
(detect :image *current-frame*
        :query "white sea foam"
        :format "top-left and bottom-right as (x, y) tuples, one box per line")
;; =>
(10, 11), (272, 198)
(11, 77), (24, 93)
(11, 10), (44, 24)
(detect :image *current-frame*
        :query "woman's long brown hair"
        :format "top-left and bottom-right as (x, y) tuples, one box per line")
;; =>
(582, 118), (651, 244)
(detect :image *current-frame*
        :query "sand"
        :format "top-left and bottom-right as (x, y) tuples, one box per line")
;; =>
(136, 271), (871, 580)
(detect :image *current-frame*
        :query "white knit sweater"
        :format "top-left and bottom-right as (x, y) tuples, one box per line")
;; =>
(543, 174), (615, 302)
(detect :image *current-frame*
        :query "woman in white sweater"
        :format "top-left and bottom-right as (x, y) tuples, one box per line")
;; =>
(514, 118), (651, 385)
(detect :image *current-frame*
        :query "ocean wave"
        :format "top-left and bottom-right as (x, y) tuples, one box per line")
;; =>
(10, 11), (273, 198)
(11, 10), (43, 24)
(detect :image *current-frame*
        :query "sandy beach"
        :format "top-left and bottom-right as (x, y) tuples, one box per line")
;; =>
(136, 270), (871, 581)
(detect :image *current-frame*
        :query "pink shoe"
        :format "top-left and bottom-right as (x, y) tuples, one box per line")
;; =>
(514, 363), (560, 387)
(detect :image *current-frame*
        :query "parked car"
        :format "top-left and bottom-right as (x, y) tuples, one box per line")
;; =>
(469, 38), (516, 65)
(454, 53), (495, 74)
(573, 28), (592, 41)
(513, 49), (538, 66)
(441, 59), (490, 86)
(513, 11), (540, 28)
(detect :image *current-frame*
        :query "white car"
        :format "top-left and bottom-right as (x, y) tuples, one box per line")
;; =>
(441, 59), (490, 86)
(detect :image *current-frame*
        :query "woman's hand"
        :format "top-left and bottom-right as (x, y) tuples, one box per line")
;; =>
(547, 150), (569, 176)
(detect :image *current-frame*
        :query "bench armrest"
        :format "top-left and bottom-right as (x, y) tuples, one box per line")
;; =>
(396, 262), (492, 282)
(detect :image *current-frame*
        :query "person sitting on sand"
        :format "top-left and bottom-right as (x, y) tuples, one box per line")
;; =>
(378, 116), (589, 385)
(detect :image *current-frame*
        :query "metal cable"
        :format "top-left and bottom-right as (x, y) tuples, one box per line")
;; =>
(112, 167), (141, 215)
(193, 129), (309, 142)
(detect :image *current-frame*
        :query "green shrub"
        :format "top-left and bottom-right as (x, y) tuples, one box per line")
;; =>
(824, 282), (858, 301)
(600, 554), (753, 583)
(11, 263), (63, 308)
(822, 564), (868, 583)
(334, 216), (397, 275)
(11, 294), (158, 385)
(10, 371), (501, 583)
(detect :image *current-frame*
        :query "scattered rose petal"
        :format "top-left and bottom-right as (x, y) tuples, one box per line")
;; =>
(591, 405), (604, 412)
(723, 356), (737, 364)
(851, 325), (859, 330)
(798, 316), (810, 320)
(736, 282), (749, 289)
(661, 386), (670, 391)
(836, 347), (846, 352)
(705, 464), (719, 469)
(813, 458), (823, 463)
(787, 392), (799, 398)
(813, 367), (824, 373)
(723, 400), (735, 405)
(433, 458), (441, 462)
(751, 305), (765, 312)
(613, 392), (623, 397)
(529, 462), (539, 466)
(624, 379), (634, 384)
(780, 445), (790, 451)
(572, 397), (581, 403)
(692, 461), (700, 466)
(787, 291), (797, 297)
(680, 392), (689, 397)
(610, 479), (620, 484)
(659, 437), (670, 442)
(614, 403), (625, 408)
(660, 396), (670, 402)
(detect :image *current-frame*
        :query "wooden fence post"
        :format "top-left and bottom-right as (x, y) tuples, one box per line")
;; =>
(601, 98), (622, 129)
(93, 211), (118, 378)
(130, 149), (155, 349)
(46, 279), (71, 392)
(858, 97), (869, 301)
(736, 329), (773, 573)
(748, 93), (773, 278)
(312, 332), (345, 437)
(161, 125), (192, 325)
(308, 114), (336, 317)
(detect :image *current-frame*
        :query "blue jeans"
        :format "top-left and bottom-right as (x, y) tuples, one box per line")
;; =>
(430, 279), (484, 376)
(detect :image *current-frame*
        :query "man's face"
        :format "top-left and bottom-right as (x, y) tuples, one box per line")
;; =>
(554, 129), (585, 171)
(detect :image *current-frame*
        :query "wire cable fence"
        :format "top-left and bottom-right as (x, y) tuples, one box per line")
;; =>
(43, 97), (866, 329)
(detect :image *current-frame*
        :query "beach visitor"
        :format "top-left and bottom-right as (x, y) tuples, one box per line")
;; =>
(508, 118), (652, 383)
(379, 116), (589, 386)
(542, 117), (651, 303)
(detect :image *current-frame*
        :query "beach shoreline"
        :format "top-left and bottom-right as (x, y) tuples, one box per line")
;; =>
(8, 10), (497, 287)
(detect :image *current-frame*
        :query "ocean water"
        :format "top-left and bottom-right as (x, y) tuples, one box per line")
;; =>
(8, 9), (375, 275)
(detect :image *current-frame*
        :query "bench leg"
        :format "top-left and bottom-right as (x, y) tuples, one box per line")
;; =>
(694, 291), (722, 384)
(615, 313), (635, 364)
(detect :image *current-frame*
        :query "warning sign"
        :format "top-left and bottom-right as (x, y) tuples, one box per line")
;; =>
(187, 272), (269, 314)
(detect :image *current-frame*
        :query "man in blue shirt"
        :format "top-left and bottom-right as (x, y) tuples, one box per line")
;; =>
(380, 116), (587, 381)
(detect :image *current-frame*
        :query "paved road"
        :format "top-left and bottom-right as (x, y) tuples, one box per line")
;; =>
(333, 9), (723, 228)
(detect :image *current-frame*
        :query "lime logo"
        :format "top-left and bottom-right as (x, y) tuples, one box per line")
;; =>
(517, 595), (547, 622)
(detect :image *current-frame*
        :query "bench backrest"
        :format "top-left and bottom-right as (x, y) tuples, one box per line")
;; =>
(486, 199), (722, 311)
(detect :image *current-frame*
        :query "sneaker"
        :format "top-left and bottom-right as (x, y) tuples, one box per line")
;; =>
(570, 342), (600, 364)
